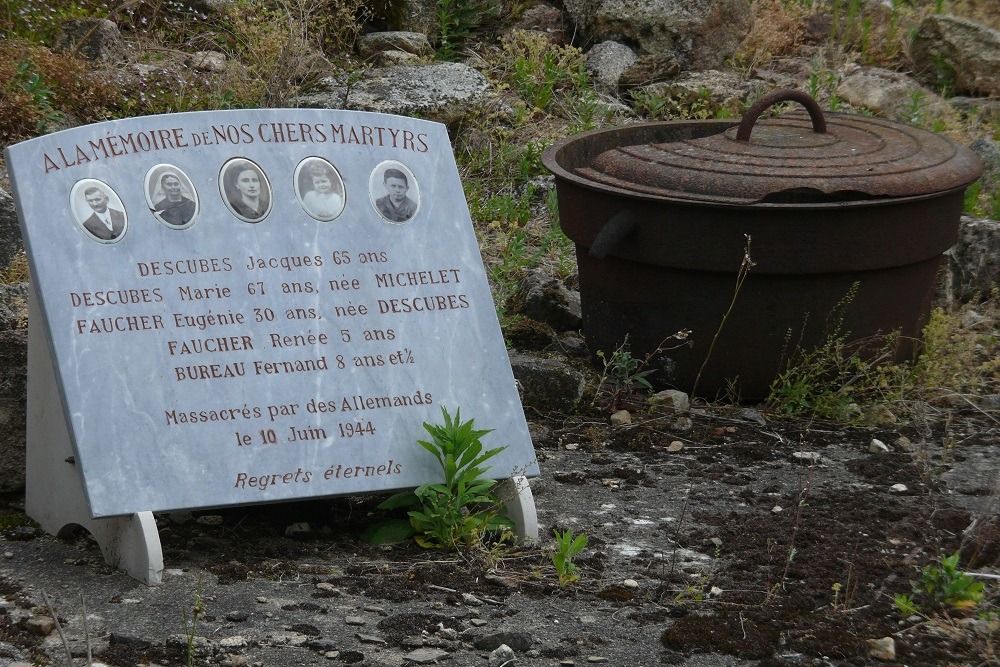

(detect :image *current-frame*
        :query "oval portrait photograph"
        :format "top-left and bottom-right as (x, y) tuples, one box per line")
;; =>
(70, 179), (128, 244)
(144, 164), (199, 229)
(369, 160), (420, 224)
(294, 157), (346, 222)
(219, 157), (272, 223)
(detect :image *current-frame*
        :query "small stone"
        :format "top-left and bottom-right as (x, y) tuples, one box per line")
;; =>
(196, 514), (223, 526)
(256, 597), (268, 604)
(667, 441), (684, 452)
(586, 658), (609, 663)
(489, 644), (516, 667)
(671, 416), (693, 432)
(363, 605), (386, 615)
(439, 627), (459, 640)
(709, 586), (723, 597)
(226, 611), (249, 622)
(316, 582), (339, 592)
(609, 410), (632, 426)
(622, 579), (639, 589)
(25, 616), (55, 636)
(405, 648), (450, 664)
(866, 636), (896, 661)
(791, 451), (822, 464)
(461, 593), (482, 606)
(772, 505), (784, 513)
(649, 389), (690, 411)
(470, 618), (488, 627)
(356, 633), (387, 645)
(890, 484), (909, 494)
(187, 50), (227, 72)
(564, 443), (579, 451)
(219, 636), (248, 648)
(285, 522), (313, 536)
(895, 436), (915, 452)
(869, 438), (890, 453)
(4, 552), (12, 559)
(709, 537), (723, 548)
(577, 614), (598, 624)
(324, 650), (340, 659)
(345, 616), (366, 626)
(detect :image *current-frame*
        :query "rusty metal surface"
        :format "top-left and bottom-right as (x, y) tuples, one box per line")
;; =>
(570, 91), (981, 205)
(540, 93), (980, 398)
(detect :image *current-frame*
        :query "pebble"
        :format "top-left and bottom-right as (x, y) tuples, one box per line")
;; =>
(219, 636), (248, 648)
(461, 593), (483, 606)
(869, 438), (890, 453)
(671, 416), (693, 432)
(772, 505), (784, 513)
(895, 436), (915, 452)
(316, 582), (339, 592)
(3, 552), (12, 559)
(25, 616), (54, 636)
(470, 618), (488, 627)
(866, 636), (896, 661)
(609, 410), (632, 425)
(284, 522), (312, 536)
(622, 579), (639, 589)
(667, 441), (684, 452)
(489, 644), (515, 667)
(709, 586), (724, 597)
(356, 633), (387, 645)
(256, 597), (268, 603)
(564, 442), (580, 451)
(889, 484), (909, 494)
(791, 451), (821, 464)
(363, 605), (386, 615)
(345, 616), (366, 626)
(405, 648), (450, 664)
(587, 657), (609, 663)
(196, 514), (223, 526)
(649, 389), (690, 411)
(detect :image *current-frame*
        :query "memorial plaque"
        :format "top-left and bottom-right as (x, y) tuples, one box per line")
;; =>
(7, 109), (538, 518)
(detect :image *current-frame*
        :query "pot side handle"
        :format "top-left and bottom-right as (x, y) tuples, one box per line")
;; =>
(589, 210), (636, 259)
(736, 89), (827, 142)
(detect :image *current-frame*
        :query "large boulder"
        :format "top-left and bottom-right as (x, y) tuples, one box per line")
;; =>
(0, 328), (26, 493)
(509, 354), (585, 412)
(54, 18), (125, 63)
(563, 0), (752, 70)
(836, 66), (951, 123)
(357, 31), (433, 61)
(943, 216), (1000, 303)
(295, 62), (494, 125)
(0, 188), (22, 271)
(909, 15), (1000, 97)
(635, 70), (770, 118)
(586, 41), (638, 92)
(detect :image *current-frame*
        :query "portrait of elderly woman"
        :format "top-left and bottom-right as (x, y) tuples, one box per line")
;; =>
(145, 165), (198, 228)
(220, 158), (272, 223)
(294, 157), (345, 222)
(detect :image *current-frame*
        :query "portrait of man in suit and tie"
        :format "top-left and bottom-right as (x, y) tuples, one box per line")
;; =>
(72, 180), (127, 243)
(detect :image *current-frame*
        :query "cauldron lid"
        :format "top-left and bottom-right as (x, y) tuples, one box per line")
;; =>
(577, 89), (983, 205)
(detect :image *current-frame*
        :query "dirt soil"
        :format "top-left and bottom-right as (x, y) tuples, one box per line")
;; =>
(0, 400), (998, 667)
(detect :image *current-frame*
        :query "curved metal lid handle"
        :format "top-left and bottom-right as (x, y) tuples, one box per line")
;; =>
(736, 89), (827, 142)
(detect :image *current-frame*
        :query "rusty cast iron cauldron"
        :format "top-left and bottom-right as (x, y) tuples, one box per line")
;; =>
(542, 90), (982, 400)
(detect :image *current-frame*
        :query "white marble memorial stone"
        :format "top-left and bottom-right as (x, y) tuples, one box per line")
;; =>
(7, 109), (538, 517)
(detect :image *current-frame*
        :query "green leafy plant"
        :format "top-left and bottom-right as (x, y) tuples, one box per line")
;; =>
(552, 528), (588, 587)
(437, 0), (497, 60)
(597, 337), (656, 393)
(894, 552), (985, 616)
(367, 407), (512, 549)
